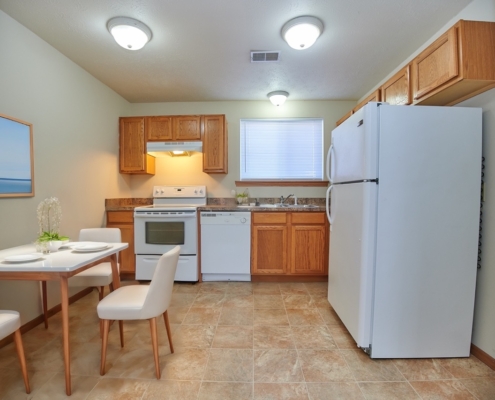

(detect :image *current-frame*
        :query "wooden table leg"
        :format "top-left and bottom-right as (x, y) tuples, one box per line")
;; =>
(60, 276), (71, 396)
(41, 281), (49, 329)
(110, 253), (120, 290)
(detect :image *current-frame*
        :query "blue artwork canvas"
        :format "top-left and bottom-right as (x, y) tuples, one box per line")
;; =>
(0, 115), (34, 197)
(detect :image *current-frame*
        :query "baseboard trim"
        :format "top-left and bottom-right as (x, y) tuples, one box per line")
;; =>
(471, 343), (495, 370)
(251, 275), (328, 282)
(0, 287), (93, 349)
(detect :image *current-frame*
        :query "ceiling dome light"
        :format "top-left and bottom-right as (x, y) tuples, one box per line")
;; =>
(282, 16), (323, 50)
(107, 17), (152, 50)
(267, 91), (289, 106)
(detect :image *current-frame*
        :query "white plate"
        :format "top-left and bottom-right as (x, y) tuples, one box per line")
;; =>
(72, 243), (111, 252)
(3, 254), (44, 263)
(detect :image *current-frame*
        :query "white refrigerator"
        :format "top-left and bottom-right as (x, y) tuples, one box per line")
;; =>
(326, 102), (482, 358)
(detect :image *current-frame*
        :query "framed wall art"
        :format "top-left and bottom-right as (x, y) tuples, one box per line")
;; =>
(0, 114), (34, 197)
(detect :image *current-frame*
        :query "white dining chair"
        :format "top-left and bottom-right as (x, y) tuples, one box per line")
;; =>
(0, 311), (30, 393)
(97, 245), (180, 379)
(41, 228), (121, 328)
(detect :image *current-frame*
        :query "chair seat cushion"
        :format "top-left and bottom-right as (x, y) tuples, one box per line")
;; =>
(69, 262), (119, 287)
(97, 285), (150, 320)
(0, 310), (21, 339)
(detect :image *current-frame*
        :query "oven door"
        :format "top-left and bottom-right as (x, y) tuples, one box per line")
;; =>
(134, 210), (197, 255)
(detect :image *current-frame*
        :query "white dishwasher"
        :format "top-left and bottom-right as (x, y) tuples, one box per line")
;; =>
(200, 211), (251, 281)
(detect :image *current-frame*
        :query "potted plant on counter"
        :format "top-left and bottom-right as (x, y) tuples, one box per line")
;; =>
(236, 189), (249, 205)
(36, 197), (69, 252)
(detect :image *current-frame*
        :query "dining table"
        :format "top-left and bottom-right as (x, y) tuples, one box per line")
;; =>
(0, 242), (128, 396)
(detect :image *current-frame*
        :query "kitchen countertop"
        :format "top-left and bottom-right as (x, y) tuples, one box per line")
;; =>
(198, 204), (326, 212)
(105, 198), (326, 212)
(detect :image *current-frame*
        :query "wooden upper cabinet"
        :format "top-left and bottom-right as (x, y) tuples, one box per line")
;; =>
(381, 65), (412, 105)
(146, 116), (201, 141)
(174, 116), (201, 140)
(412, 20), (495, 106)
(202, 115), (228, 173)
(412, 27), (458, 102)
(146, 116), (173, 141)
(352, 89), (381, 113)
(119, 117), (155, 175)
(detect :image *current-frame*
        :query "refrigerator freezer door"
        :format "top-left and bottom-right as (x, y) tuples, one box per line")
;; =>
(370, 105), (481, 358)
(328, 181), (377, 348)
(330, 104), (379, 183)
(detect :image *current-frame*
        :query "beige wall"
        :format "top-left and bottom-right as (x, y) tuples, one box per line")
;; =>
(128, 100), (355, 200)
(0, 10), (131, 323)
(359, 0), (495, 359)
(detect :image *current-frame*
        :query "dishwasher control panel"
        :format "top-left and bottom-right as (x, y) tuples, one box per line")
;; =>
(200, 212), (251, 224)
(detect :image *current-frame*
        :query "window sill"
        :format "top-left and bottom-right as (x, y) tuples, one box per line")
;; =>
(235, 180), (329, 187)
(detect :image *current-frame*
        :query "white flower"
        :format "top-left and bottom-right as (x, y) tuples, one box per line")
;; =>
(37, 197), (62, 235)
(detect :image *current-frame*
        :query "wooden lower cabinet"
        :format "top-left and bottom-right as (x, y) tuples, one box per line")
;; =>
(251, 212), (328, 280)
(106, 210), (135, 279)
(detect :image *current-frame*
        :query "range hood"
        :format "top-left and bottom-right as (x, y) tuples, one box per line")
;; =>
(147, 141), (202, 157)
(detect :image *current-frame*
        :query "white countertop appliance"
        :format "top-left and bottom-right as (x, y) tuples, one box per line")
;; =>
(200, 211), (251, 281)
(326, 103), (482, 358)
(134, 185), (206, 281)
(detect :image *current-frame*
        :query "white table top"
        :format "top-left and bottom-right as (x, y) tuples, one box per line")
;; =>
(0, 243), (128, 272)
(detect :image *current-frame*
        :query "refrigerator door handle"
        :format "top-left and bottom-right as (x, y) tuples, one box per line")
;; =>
(326, 185), (334, 224)
(326, 144), (335, 183)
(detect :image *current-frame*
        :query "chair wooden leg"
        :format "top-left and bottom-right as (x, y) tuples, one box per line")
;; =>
(42, 281), (48, 329)
(13, 329), (30, 394)
(98, 286), (104, 301)
(100, 319), (110, 376)
(109, 282), (114, 292)
(119, 321), (124, 348)
(149, 317), (160, 379)
(163, 310), (174, 353)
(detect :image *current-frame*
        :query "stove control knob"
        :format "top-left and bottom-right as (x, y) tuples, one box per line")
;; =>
(240, 217), (247, 223)
(194, 190), (198, 194)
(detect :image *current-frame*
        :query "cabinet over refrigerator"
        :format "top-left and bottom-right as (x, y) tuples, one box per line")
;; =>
(326, 103), (481, 358)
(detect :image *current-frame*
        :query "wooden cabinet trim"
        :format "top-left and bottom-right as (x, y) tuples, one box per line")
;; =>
(352, 89), (381, 114)
(336, 110), (353, 127)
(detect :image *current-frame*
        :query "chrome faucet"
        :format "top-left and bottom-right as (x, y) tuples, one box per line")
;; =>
(280, 194), (294, 204)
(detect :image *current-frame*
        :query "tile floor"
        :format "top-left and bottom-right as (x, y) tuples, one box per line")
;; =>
(0, 281), (494, 399)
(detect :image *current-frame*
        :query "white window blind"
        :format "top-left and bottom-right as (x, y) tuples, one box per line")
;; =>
(240, 118), (324, 180)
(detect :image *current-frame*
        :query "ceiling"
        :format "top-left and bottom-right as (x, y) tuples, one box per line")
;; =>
(0, 0), (473, 103)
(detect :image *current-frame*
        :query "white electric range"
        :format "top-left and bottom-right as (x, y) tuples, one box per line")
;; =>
(134, 185), (206, 281)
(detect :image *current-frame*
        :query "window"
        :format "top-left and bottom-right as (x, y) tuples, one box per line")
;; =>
(240, 118), (324, 181)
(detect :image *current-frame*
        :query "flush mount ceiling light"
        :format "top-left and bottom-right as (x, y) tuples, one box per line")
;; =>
(107, 17), (152, 50)
(267, 91), (289, 106)
(281, 16), (323, 50)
